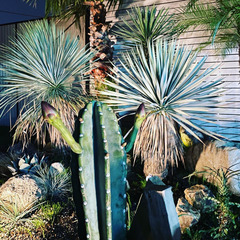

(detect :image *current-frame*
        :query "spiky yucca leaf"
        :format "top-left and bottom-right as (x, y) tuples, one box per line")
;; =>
(113, 6), (176, 48)
(100, 40), (224, 168)
(0, 20), (94, 147)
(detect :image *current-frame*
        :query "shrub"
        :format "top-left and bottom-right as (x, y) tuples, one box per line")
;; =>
(33, 166), (72, 202)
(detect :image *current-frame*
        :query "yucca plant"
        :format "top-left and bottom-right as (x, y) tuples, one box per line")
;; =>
(25, 0), (123, 90)
(113, 6), (177, 50)
(100, 39), (224, 175)
(0, 20), (94, 147)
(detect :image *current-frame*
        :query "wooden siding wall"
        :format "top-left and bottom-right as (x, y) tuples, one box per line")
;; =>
(106, 0), (240, 141)
(0, 24), (18, 126)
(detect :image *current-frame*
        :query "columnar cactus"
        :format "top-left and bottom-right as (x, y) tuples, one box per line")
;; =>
(41, 101), (145, 240)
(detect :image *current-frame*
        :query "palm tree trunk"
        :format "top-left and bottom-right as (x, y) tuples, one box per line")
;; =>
(85, 1), (114, 90)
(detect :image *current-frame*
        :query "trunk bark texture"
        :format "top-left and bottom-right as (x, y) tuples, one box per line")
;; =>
(85, 1), (114, 90)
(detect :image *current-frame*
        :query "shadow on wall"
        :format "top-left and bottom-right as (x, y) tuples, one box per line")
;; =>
(0, 126), (13, 152)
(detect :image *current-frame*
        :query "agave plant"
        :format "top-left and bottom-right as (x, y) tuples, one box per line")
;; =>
(7, 154), (48, 175)
(113, 6), (177, 49)
(0, 20), (94, 147)
(100, 39), (224, 175)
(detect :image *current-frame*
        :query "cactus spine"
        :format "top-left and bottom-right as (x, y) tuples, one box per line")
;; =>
(41, 101), (145, 240)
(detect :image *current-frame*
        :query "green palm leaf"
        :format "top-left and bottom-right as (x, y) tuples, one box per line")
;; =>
(100, 40), (225, 168)
(0, 20), (94, 147)
(178, 0), (240, 55)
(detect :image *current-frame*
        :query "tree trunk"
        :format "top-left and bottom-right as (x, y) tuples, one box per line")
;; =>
(85, 1), (114, 91)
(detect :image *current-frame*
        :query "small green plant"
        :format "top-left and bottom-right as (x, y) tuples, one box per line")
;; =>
(204, 167), (240, 239)
(0, 198), (43, 233)
(39, 202), (63, 226)
(33, 166), (72, 202)
(131, 174), (147, 190)
(31, 217), (46, 238)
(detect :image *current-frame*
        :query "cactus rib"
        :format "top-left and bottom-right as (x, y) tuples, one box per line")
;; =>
(79, 101), (100, 239)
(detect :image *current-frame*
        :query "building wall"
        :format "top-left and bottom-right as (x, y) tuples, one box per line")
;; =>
(0, 24), (17, 127)
(106, 0), (240, 141)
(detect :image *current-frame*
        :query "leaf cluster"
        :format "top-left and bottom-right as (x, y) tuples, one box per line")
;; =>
(113, 6), (177, 48)
(178, 0), (240, 55)
(184, 166), (240, 240)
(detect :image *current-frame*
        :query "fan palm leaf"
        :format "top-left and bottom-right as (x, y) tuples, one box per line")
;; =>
(100, 40), (225, 169)
(0, 20), (94, 147)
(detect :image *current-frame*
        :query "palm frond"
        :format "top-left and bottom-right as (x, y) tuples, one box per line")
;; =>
(178, 0), (240, 54)
(100, 40), (225, 168)
(24, 0), (122, 29)
(0, 20), (95, 147)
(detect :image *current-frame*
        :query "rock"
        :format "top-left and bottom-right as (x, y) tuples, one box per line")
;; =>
(19, 163), (31, 173)
(184, 184), (215, 213)
(49, 162), (65, 174)
(147, 175), (165, 185)
(176, 197), (201, 233)
(185, 140), (240, 196)
(0, 174), (45, 212)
